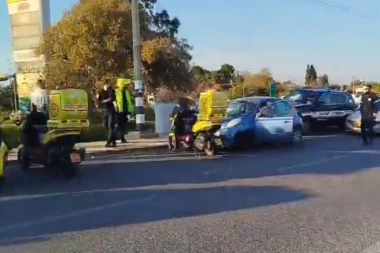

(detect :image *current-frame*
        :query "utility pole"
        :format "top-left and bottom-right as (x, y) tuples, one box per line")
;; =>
(352, 76), (355, 94)
(131, 0), (145, 131)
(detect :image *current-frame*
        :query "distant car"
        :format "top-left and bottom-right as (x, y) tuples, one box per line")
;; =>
(345, 100), (380, 133)
(214, 97), (303, 150)
(285, 88), (356, 133)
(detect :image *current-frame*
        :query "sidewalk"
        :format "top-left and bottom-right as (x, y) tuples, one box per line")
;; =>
(8, 135), (168, 161)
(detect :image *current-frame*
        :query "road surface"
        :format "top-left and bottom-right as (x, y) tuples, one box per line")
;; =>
(1, 132), (380, 253)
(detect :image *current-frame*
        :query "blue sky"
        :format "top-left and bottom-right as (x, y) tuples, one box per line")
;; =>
(0, 0), (379, 84)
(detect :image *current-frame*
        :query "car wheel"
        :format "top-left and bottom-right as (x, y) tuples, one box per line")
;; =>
(292, 127), (303, 144)
(204, 138), (216, 156)
(60, 153), (77, 179)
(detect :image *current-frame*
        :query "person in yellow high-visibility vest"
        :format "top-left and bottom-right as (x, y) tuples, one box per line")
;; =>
(115, 78), (135, 143)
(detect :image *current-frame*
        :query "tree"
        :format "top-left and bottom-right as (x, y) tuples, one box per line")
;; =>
(0, 85), (13, 112)
(243, 68), (273, 96)
(309, 65), (317, 86)
(321, 74), (329, 87)
(305, 64), (318, 86)
(191, 65), (208, 84)
(40, 0), (193, 95)
(215, 64), (235, 84)
(305, 64), (310, 85)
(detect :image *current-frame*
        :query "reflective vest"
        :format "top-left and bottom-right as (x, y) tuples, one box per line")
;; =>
(116, 89), (134, 114)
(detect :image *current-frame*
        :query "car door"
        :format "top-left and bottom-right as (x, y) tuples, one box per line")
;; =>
(314, 93), (333, 121)
(255, 101), (292, 142)
(273, 101), (294, 140)
(330, 92), (356, 115)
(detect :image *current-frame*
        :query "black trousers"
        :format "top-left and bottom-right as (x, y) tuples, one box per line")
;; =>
(361, 118), (374, 143)
(103, 110), (116, 144)
(116, 112), (128, 141)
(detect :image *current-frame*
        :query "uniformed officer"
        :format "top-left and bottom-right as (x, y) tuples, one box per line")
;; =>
(360, 84), (379, 145)
(115, 78), (134, 143)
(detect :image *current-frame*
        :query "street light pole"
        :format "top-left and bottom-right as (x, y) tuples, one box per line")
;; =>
(131, 0), (145, 131)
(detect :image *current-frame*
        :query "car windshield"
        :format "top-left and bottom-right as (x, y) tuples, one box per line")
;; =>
(285, 90), (319, 104)
(227, 101), (257, 116)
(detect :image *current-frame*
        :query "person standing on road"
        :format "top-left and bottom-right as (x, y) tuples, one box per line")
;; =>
(98, 82), (117, 147)
(360, 84), (379, 145)
(115, 78), (134, 143)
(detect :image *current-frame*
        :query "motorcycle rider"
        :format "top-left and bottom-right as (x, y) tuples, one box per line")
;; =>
(23, 104), (48, 148)
(171, 97), (197, 135)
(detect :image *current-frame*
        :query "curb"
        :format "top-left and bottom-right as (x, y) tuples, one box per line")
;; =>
(84, 144), (168, 158)
(6, 144), (168, 165)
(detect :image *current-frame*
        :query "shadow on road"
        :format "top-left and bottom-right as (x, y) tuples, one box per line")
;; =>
(0, 185), (314, 246)
(0, 131), (376, 196)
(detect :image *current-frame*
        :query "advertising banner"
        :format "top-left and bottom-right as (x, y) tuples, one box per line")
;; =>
(7, 0), (39, 15)
(7, 0), (50, 110)
(16, 73), (43, 98)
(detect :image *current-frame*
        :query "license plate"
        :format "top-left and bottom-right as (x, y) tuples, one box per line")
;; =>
(70, 153), (81, 163)
(214, 138), (222, 145)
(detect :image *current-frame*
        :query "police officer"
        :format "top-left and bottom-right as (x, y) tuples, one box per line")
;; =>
(360, 84), (379, 145)
(115, 78), (134, 143)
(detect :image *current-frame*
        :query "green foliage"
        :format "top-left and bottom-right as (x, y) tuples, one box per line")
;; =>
(322, 74), (329, 86)
(191, 65), (215, 84)
(40, 0), (193, 94)
(230, 85), (244, 99)
(215, 64), (235, 84)
(0, 85), (13, 112)
(192, 64), (236, 85)
(305, 64), (317, 86)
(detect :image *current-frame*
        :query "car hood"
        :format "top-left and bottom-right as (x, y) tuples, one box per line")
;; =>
(294, 103), (313, 112)
(221, 113), (253, 128)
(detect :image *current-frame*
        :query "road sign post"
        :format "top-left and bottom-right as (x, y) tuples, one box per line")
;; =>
(269, 82), (278, 97)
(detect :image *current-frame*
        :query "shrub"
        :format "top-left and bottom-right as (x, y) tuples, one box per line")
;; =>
(144, 106), (155, 121)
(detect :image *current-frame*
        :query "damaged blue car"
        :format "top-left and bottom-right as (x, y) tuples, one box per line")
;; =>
(214, 97), (303, 149)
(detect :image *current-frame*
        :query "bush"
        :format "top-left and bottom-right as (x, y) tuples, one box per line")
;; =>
(1, 122), (155, 150)
(144, 106), (155, 121)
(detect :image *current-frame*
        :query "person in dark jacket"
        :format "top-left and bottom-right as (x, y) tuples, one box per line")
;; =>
(97, 83), (117, 147)
(360, 84), (379, 145)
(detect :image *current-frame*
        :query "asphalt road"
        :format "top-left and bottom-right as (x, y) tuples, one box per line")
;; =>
(1, 132), (380, 253)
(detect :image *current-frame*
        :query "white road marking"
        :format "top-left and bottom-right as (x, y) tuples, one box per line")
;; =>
(360, 241), (380, 252)
(304, 134), (343, 139)
(278, 155), (348, 171)
(81, 155), (223, 165)
(0, 195), (155, 233)
(319, 150), (380, 154)
(89, 152), (183, 160)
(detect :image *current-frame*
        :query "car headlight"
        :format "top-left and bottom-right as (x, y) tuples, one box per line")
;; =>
(227, 118), (241, 128)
